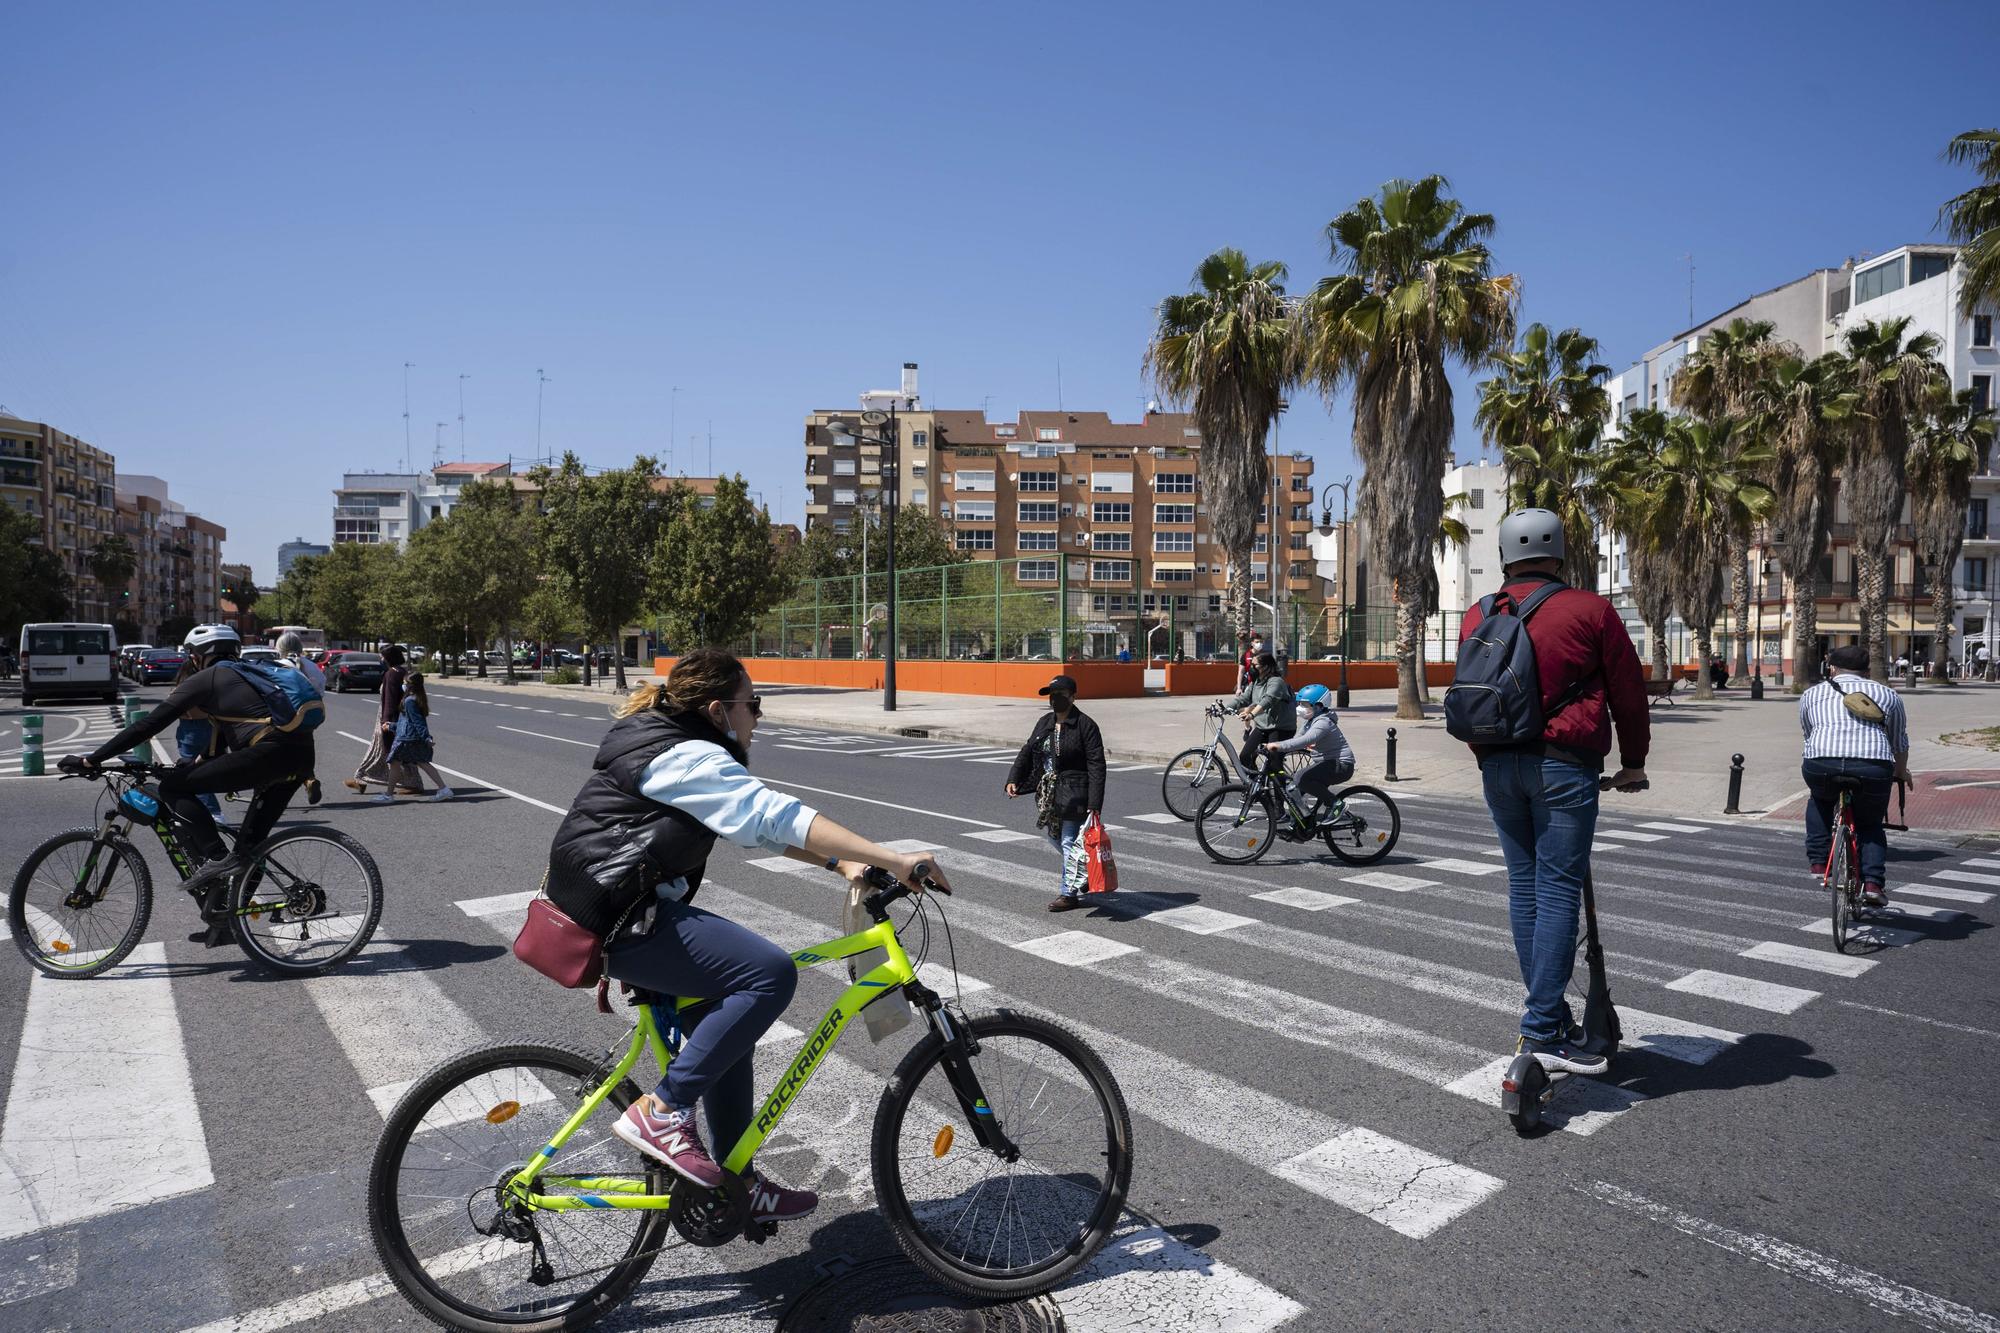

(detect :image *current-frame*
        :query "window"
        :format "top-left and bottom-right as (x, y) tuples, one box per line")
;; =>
(911, 431), (927, 448)
(1154, 503), (1195, 524)
(1253, 535), (1268, 554)
(832, 489), (857, 505)
(1854, 257), (1904, 304)
(1291, 504), (1310, 522)
(954, 529), (995, 551)
(995, 425), (1016, 438)
(833, 458), (857, 475)
(1018, 501), (1059, 523)
(1290, 532), (1309, 549)
(1155, 531), (1194, 553)
(1153, 565), (1194, 583)
(1037, 428), (1061, 442)
(1970, 498), (1990, 541)
(1018, 531), (1058, 551)
(1290, 476), (1311, 492)
(1018, 560), (1056, 581)
(953, 500), (995, 521)
(956, 470), (995, 492)
(1090, 472), (1133, 493)
(1155, 472), (1196, 493)
(1910, 252), (1952, 284)
(1251, 562), (1269, 583)
(1019, 470), (1058, 492)
(1974, 374), (1993, 413)
(1976, 315), (1994, 348)
(1470, 488), (1485, 509)
(909, 488), (926, 506)
(1091, 501), (1132, 523)
(911, 463), (926, 477)
(1093, 531), (1132, 552)
(1966, 557), (1988, 594)
(1090, 560), (1132, 582)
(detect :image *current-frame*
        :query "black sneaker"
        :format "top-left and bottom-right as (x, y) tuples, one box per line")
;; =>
(182, 851), (248, 900)
(1520, 1034), (1609, 1077)
(305, 777), (323, 806)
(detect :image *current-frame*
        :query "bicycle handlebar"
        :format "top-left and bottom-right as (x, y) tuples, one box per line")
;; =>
(860, 861), (951, 919)
(57, 756), (167, 781)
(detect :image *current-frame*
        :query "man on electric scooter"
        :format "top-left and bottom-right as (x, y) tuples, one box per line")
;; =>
(1454, 510), (1650, 1077)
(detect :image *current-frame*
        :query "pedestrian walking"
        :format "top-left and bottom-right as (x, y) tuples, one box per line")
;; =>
(1454, 509), (1650, 1077)
(345, 644), (413, 795)
(1228, 653), (1294, 779)
(274, 632), (325, 805)
(376, 671), (453, 803)
(1799, 644), (1912, 906)
(1004, 673), (1107, 913)
(171, 651), (227, 830)
(1976, 640), (1991, 681)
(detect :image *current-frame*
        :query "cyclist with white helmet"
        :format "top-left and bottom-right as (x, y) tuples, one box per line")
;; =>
(65, 623), (320, 941)
(1263, 683), (1355, 830)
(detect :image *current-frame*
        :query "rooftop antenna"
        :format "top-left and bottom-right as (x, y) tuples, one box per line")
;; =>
(457, 373), (470, 460)
(402, 361), (416, 472)
(979, 395), (993, 418)
(535, 369), (551, 465)
(432, 422), (448, 469)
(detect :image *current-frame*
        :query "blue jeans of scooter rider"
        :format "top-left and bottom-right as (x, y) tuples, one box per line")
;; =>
(1480, 750), (1599, 1044)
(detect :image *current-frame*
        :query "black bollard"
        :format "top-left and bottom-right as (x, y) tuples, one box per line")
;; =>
(1385, 727), (1399, 783)
(1724, 752), (1745, 815)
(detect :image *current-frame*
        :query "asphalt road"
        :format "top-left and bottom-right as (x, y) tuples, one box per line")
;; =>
(2, 679), (1997, 1333)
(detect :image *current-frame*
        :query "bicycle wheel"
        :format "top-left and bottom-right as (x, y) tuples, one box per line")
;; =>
(1195, 784), (1278, 865)
(1161, 747), (1221, 821)
(1322, 784), (1401, 866)
(873, 1009), (1132, 1300)
(230, 827), (383, 975)
(8, 828), (153, 979)
(369, 1042), (670, 1333)
(1830, 816), (1854, 953)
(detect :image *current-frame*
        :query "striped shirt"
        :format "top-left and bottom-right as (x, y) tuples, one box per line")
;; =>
(1799, 676), (1909, 763)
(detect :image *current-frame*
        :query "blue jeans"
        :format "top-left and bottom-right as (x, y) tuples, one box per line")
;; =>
(1802, 757), (1895, 888)
(1480, 751), (1600, 1044)
(1047, 818), (1085, 898)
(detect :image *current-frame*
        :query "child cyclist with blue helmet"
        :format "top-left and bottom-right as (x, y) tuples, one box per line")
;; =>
(1263, 684), (1355, 830)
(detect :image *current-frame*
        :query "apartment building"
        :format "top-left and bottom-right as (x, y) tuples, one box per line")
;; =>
(115, 475), (227, 640)
(0, 413), (121, 621)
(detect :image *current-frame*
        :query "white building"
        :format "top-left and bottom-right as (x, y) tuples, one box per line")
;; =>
(1432, 460), (1508, 614)
(331, 461), (513, 548)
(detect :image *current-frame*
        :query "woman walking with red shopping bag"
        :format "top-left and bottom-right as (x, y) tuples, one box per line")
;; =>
(1005, 674), (1109, 912)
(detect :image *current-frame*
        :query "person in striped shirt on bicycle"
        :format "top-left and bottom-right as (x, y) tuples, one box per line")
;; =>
(1799, 644), (1912, 906)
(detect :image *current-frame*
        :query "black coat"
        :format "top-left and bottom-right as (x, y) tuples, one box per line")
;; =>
(1007, 707), (1107, 821)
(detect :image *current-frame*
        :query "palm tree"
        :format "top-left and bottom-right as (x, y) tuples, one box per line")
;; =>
(1603, 408), (1683, 682)
(1940, 129), (2000, 317)
(1671, 318), (1785, 682)
(1910, 385), (1997, 678)
(1748, 353), (1853, 690)
(1838, 317), (1948, 680)
(1475, 323), (1612, 589)
(1145, 248), (1297, 640)
(1299, 176), (1519, 719)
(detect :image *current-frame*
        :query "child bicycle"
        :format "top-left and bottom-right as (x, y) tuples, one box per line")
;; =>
(1160, 700), (1308, 821)
(1193, 765), (1400, 866)
(366, 864), (1134, 1333)
(8, 757), (382, 977)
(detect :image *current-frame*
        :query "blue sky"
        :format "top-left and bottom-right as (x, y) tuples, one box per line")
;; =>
(5, 1), (1995, 580)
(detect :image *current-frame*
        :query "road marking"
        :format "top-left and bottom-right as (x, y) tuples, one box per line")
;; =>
(174, 1238), (517, 1333)
(962, 828), (1045, 843)
(1590, 840), (1630, 853)
(1106, 762), (1157, 772)
(1013, 930), (1140, 966)
(879, 837), (952, 854)
(1125, 811), (1185, 824)
(1639, 822), (1706, 833)
(1058, 1225), (1306, 1332)
(0, 943), (214, 1242)
(1421, 857), (1505, 876)
(335, 730), (566, 814)
(1442, 1056), (1646, 1136)
(1271, 1128), (1504, 1239)
(1794, 916), (1924, 946)
(1665, 969), (1819, 1014)
(1343, 871), (1439, 892)
(454, 889), (540, 916)
(1596, 828), (1667, 842)
(1880, 902), (1968, 922)
(1616, 1008), (1743, 1065)
(1901, 883), (1993, 904)
(303, 941), (489, 1120)
(764, 777), (1004, 828)
(1964, 858), (2000, 870)
(747, 855), (814, 874)
(1142, 903), (1256, 934)
(1253, 887), (1360, 911)
(1578, 1179), (2000, 1333)
(1835, 1000), (2000, 1040)
(1930, 869), (2000, 888)
(496, 724), (593, 747)
(1738, 941), (1878, 978)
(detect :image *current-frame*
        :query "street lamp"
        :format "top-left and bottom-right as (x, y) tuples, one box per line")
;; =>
(1318, 475), (1354, 709)
(827, 404), (903, 711)
(1752, 554), (1773, 700)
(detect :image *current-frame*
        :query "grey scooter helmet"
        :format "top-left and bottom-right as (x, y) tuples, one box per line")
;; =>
(1496, 508), (1564, 567)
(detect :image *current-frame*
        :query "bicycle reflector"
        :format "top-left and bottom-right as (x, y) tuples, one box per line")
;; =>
(933, 1126), (954, 1157)
(52, 940), (71, 953)
(486, 1101), (521, 1125)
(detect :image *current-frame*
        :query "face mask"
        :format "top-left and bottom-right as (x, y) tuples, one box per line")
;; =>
(1048, 693), (1073, 712)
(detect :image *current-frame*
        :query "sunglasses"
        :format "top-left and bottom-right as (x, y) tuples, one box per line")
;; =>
(730, 694), (763, 719)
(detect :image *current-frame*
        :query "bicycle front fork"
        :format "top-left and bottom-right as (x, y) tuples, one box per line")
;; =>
(914, 987), (1019, 1162)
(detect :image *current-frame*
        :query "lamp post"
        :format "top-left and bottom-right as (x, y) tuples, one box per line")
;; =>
(829, 403), (903, 711)
(1318, 475), (1354, 709)
(1752, 554), (1772, 700)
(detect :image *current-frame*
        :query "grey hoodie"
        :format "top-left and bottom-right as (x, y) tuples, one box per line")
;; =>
(1267, 707), (1354, 773)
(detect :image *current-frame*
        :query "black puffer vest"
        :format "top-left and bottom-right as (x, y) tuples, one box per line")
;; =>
(544, 707), (739, 935)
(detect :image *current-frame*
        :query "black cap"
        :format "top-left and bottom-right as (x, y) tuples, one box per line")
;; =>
(1038, 674), (1078, 696)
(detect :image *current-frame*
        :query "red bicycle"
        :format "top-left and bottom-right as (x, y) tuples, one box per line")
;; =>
(1822, 778), (1908, 953)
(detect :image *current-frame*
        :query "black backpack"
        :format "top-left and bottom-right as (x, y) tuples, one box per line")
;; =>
(1444, 582), (1587, 745)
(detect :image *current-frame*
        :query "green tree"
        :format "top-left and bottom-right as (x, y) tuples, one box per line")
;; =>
(648, 476), (792, 649)
(1145, 247), (1298, 641)
(396, 524), (478, 674)
(0, 504), (70, 639)
(312, 542), (400, 645)
(1911, 385), (1996, 678)
(88, 535), (137, 614)
(1837, 316), (1948, 680)
(1475, 324), (1613, 589)
(452, 480), (542, 679)
(792, 505), (964, 582)
(520, 575), (584, 660)
(1940, 128), (2000, 317)
(534, 453), (672, 690)
(1300, 176), (1519, 718)
(261, 553), (323, 628)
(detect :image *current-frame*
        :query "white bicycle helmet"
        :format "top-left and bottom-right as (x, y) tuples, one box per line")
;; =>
(182, 623), (242, 656)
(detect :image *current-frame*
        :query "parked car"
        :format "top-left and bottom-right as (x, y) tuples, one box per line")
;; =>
(239, 646), (281, 665)
(119, 644), (153, 677)
(19, 623), (120, 706)
(136, 647), (189, 685)
(329, 651), (387, 692)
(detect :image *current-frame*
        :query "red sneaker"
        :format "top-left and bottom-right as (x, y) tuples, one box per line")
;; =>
(1861, 883), (1887, 907)
(747, 1171), (818, 1223)
(612, 1096), (724, 1188)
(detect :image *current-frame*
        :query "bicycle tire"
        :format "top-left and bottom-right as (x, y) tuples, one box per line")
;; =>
(872, 1009), (1132, 1300)
(230, 826), (383, 976)
(1829, 814), (1852, 953)
(8, 828), (153, 980)
(369, 1042), (668, 1333)
(1195, 784), (1278, 865)
(1322, 784), (1401, 866)
(1161, 747), (1221, 821)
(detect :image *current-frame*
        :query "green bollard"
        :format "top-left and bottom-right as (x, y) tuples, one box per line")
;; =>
(21, 714), (43, 776)
(125, 697), (153, 763)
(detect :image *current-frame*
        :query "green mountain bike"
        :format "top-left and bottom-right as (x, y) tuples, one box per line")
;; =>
(367, 865), (1133, 1332)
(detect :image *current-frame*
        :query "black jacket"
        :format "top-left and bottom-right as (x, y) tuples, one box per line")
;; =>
(90, 662), (306, 763)
(1007, 707), (1107, 821)
(544, 707), (738, 935)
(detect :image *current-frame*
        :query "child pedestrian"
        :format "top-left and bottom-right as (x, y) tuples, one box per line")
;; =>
(376, 671), (452, 803)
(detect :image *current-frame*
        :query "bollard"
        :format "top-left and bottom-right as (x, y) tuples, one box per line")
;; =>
(1724, 752), (1745, 815)
(21, 714), (43, 776)
(126, 697), (153, 763)
(1384, 727), (1399, 783)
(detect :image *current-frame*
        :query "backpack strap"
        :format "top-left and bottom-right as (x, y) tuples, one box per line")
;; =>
(1513, 580), (1571, 621)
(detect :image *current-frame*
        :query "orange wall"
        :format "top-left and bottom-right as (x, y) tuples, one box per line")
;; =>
(657, 656), (1148, 699)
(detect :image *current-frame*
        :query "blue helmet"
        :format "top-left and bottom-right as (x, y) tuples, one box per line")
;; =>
(1295, 683), (1331, 707)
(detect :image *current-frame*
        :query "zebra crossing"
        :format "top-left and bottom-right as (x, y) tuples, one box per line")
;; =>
(0, 694), (133, 777)
(760, 723), (1161, 772)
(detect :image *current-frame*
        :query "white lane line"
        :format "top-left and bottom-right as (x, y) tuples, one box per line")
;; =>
(0, 942), (214, 1242)
(1272, 1128), (1504, 1239)
(1143, 903), (1256, 934)
(1596, 829), (1668, 842)
(1617, 1008), (1743, 1065)
(1578, 1179), (2000, 1333)
(748, 855), (814, 875)
(1013, 930), (1139, 966)
(880, 837), (952, 854)
(1964, 858), (2000, 870)
(1106, 762), (1157, 772)
(1738, 941), (1878, 979)
(1590, 841), (1629, 853)
(1639, 822), (1706, 833)
(764, 777), (1004, 828)
(1253, 887), (1360, 911)
(1879, 902), (1968, 922)
(455, 889), (540, 917)
(962, 828), (1045, 843)
(1665, 969), (1820, 1014)
(1834, 1001), (2000, 1041)
(303, 940), (490, 1120)
(1343, 871), (1438, 892)
(496, 724), (593, 747)
(1059, 1225), (1306, 1332)
(558, 713), (580, 718)
(1901, 883), (1993, 904)
(1422, 857), (1506, 876)
(1795, 917), (1924, 946)
(1442, 1057), (1645, 1136)
(1930, 869), (2000, 888)
(335, 730), (565, 814)
(1125, 812), (1185, 824)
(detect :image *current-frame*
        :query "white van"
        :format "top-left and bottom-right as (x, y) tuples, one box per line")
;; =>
(19, 623), (120, 706)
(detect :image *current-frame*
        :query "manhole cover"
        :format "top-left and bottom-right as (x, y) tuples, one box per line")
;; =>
(778, 1255), (1065, 1332)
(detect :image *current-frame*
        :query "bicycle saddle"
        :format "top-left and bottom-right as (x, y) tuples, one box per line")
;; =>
(1826, 775), (1868, 792)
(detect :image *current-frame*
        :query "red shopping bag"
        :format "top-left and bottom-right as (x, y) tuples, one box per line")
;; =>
(1083, 815), (1118, 894)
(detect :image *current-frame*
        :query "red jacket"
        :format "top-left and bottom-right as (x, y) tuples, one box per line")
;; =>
(1457, 575), (1650, 770)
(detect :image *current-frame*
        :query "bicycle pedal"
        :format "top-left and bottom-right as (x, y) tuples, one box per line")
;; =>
(744, 1221), (776, 1245)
